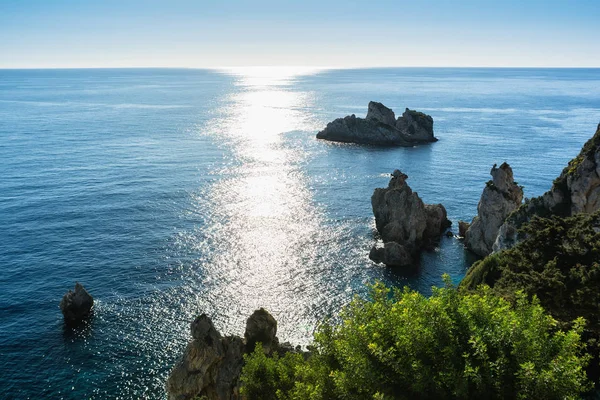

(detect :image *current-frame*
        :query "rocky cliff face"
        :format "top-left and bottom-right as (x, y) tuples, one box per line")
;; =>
(167, 309), (299, 400)
(464, 163), (523, 257)
(316, 102), (437, 146)
(494, 123), (600, 252)
(369, 170), (450, 266)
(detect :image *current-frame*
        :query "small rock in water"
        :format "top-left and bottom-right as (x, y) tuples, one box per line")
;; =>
(60, 282), (94, 325)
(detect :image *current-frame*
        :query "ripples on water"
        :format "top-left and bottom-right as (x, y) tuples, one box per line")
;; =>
(1, 67), (599, 398)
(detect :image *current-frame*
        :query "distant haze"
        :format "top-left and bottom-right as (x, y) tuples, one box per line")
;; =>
(1, 0), (599, 68)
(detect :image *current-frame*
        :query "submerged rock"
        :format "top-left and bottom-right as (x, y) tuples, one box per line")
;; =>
(370, 170), (450, 266)
(59, 282), (93, 325)
(464, 163), (523, 257)
(167, 309), (301, 400)
(494, 123), (600, 252)
(317, 102), (437, 146)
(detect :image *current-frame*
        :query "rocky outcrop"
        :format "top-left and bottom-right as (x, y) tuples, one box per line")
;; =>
(366, 101), (397, 126)
(167, 308), (297, 400)
(395, 108), (435, 143)
(370, 170), (450, 266)
(60, 282), (93, 325)
(464, 163), (523, 257)
(494, 123), (600, 252)
(316, 102), (437, 146)
(458, 221), (470, 237)
(244, 308), (278, 353)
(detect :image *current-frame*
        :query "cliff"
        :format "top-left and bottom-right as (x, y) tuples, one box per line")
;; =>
(494, 123), (600, 251)
(464, 163), (523, 257)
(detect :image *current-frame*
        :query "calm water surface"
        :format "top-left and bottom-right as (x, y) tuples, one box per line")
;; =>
(1, 68), (599, 398)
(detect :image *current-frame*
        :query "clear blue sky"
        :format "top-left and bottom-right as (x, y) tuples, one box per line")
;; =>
(1, 0), (599, 68)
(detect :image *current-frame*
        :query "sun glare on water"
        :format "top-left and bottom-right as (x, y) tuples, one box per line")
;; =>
(189, 65), (334, 343)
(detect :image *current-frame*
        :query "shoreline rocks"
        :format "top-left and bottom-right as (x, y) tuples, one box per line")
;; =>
(316, 101), (437, 146)
(494, 123), (600, 252)
(166, 308), (300, 400)
(59, 282), (94, 325)
(370, 170), (450, 267)
(464, 163), (523, 257)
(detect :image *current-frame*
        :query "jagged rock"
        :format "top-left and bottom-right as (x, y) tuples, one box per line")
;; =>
(458, 221), (470, 237)
(245, 308), (278, 353)
(369, 170), (450, 266)
(317, 102), (437, 146)
(464, 163), (523, 257)
(494, 123), (600, 252)
(396, 108), (435, 142)
(167, 309), (296, 400)
(167, 314), (241, 400)
(424, 203), (450, 239)
(369, 242), (413, 267)
(59, 282), (93, 325)
(366, 101), (396, 126)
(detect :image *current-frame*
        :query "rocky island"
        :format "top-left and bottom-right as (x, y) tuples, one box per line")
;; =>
(59, 282), (94, 325)
(369, 170), (450, 266)
(316, 101), (437, 146)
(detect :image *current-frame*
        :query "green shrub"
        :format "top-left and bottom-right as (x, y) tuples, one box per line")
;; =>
(240, 280), (591, 399)
(461, 212), (600, 333)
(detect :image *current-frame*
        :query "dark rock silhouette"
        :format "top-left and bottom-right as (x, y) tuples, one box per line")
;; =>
(317, 102), (437, 146)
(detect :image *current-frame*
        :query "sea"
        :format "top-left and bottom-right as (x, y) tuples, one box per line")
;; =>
(1, 67), (599, 399)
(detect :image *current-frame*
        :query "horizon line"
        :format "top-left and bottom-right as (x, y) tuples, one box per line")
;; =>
(1, 65), (600, 71)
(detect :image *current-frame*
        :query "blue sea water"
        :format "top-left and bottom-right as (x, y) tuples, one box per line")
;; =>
(1, 67), (599, 399)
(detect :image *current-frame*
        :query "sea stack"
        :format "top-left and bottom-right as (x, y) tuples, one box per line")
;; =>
(369, 170), (450, 267)
(316, 101), (437, 146)
(464, 163), (523, 257)
(59, 282), (94, 325)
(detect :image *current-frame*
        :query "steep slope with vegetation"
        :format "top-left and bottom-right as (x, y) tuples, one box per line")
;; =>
(494, 123), (600, 251)
(240, 281), (592, 400)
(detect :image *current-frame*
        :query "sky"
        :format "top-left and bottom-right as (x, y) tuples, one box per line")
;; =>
(1, 0), (599, 68)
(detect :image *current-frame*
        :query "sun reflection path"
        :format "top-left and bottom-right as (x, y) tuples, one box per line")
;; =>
(190, 67), (345, 344)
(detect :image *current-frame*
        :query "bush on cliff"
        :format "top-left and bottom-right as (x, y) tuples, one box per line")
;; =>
(240, 279), (591, 399)
(461, 211), (600, 333)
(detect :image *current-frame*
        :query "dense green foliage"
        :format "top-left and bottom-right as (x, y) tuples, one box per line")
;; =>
(240, 280), (591, 399)
(461, 212), (600, 333)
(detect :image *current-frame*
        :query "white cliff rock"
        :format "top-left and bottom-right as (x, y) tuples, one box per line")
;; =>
(464, 163), (523, 257)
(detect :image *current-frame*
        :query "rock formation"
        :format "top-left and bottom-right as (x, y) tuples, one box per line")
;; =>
(494, 123), (600, 252)
(316, 101), (437, 146)
(60, 282), (94, 325)
(458, 221), (470, 237)
(167, 308), (298, 400)
(464, 163), (523, 257)
(366, 101), (397, 126)
(369, 170), (450, 266)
